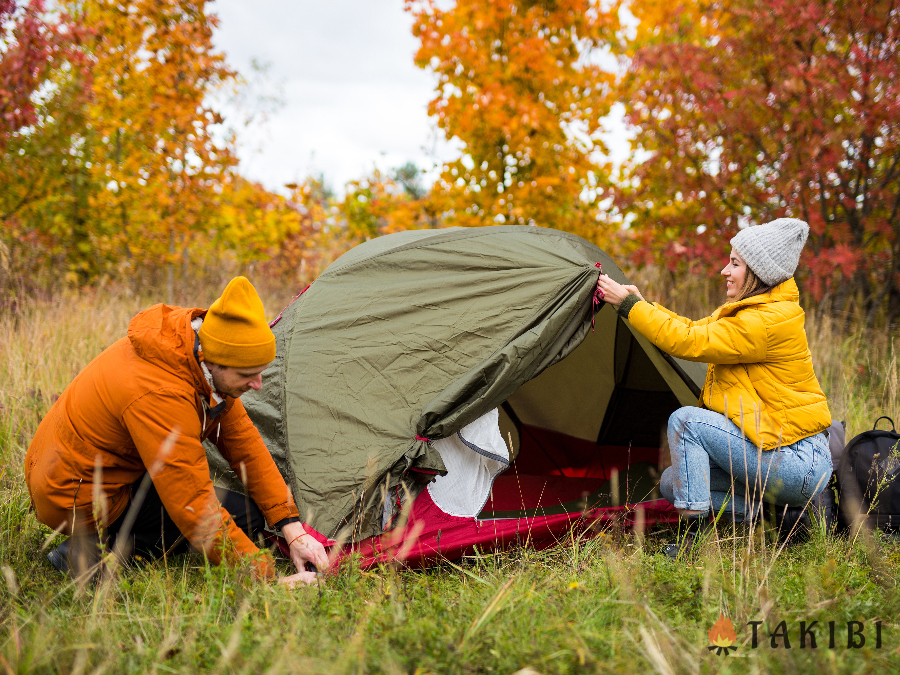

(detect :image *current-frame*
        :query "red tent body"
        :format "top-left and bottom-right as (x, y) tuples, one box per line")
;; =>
(291, 423), (680, 567)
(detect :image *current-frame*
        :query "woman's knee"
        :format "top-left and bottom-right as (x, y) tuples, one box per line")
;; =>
(667, 407), (694, 437)
(666, 407), (698, 453)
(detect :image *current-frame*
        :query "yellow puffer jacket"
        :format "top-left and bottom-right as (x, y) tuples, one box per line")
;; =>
(624, 278), (830, 450)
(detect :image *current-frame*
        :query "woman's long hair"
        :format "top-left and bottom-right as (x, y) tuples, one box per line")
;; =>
(731, 265), (774, 303)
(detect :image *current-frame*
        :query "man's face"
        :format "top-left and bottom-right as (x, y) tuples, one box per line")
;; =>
(206, 363), (269, 398)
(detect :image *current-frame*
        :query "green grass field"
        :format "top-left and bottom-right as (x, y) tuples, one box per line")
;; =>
(2, 287), (898, 674)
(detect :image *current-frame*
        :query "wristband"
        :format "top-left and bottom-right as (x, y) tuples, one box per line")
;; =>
(616, 293), (642, 319)
(274, 515), (301, 529)
(287, 531), (307, 548)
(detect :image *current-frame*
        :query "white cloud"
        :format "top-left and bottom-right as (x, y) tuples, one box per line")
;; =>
(211, 0), (456, 192)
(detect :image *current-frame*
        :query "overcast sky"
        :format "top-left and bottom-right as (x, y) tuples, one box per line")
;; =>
(211, 0), (630, 196)
(211, 0), (456, 194)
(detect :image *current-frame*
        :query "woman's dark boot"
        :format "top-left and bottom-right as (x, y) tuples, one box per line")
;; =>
(774, 504), (811, 545)
(661, 514), (705, 559)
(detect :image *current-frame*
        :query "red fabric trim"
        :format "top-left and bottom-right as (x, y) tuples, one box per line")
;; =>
(269, 285), (311, 328)
(409, 467), (438, 475)
(592, 262), (604, 330)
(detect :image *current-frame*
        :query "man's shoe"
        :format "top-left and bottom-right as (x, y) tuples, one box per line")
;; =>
(47, 536), (103, 581)
(47, 538), (70, 574)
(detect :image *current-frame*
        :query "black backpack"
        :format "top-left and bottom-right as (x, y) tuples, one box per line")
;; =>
(835, 416), (900, 532)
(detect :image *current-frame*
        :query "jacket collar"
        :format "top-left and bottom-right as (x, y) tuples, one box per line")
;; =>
(713, 277), (799, 319)
(192, 330), (227, 419)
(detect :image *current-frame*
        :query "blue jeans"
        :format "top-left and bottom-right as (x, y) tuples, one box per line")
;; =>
(659, 407), (832, 520)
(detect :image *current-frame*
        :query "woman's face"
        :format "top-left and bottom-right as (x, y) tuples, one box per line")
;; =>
(721, 249), (748, 299)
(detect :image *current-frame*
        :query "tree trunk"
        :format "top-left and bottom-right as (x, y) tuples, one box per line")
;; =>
(168, 229), (175, 305)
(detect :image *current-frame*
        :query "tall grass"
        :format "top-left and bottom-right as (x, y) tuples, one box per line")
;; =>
(1, 282), (899, 674)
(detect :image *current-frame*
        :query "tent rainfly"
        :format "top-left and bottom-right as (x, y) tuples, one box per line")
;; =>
(207, 225), (707, 565)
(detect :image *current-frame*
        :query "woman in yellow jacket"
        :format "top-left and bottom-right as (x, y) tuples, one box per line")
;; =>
(597, 218), (832, 556)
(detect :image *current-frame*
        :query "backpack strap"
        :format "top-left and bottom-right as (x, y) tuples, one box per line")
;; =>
(873, 416), (896, 432)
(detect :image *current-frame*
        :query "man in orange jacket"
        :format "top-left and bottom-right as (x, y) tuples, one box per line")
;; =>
(25, 277), (328, 585)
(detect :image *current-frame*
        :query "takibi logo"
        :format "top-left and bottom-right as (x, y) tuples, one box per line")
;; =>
(706, 616), (884, 654)
(708, 614), (738, 655)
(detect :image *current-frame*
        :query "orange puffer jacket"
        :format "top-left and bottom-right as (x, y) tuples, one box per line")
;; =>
(25, 304), (299, 578)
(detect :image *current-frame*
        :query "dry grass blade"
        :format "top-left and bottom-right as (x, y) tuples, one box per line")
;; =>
(637, 626), (676, 675)
(460, 575), (518, 649)
(1, 566), (18, 596)
(444, 559), (491, 586)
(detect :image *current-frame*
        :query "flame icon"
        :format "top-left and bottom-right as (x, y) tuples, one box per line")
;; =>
(707, 614), (737, 655)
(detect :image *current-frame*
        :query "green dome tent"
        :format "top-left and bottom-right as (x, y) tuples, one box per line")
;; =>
(208, 225), (706, 559)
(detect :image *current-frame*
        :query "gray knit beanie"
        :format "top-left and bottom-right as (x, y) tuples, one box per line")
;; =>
(729, 218), (809, 286)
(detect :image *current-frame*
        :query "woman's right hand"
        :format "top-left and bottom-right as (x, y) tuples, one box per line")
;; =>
(597, 275), (645, 308)
(624, 285), (645, 302)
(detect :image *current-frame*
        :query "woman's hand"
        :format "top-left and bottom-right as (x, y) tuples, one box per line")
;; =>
(282, 521), (329, 579)
(597, 274), (644, 309)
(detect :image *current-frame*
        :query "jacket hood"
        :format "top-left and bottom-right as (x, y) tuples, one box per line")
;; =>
(128, 304), (209, 387)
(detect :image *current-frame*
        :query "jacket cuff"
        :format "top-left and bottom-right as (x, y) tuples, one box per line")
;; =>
(263, 502), (301, 529)
(252, 551), (278, 581)
(274, 516), (301, 530)
(616, 293), (642, 319)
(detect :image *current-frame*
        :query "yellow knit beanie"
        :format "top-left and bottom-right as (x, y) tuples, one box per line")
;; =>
(198, 277), (276, 367)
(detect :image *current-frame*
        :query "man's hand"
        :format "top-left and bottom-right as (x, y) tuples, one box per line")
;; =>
(281, 521), (329, 579)
(278, 571), (319, 588)
(597, 274), (645, 309)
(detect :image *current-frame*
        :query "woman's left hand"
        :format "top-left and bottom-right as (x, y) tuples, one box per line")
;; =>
(597, 274), (644, 309)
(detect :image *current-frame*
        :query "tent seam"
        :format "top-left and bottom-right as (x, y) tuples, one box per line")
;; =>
(318, 225), (614, 279)
(455, 430), (510, 466)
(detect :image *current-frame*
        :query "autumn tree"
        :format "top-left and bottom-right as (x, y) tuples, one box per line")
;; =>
(0, 0), (75, 140)
(78, 0), (238, 297)
(617, 0), (900, 323)
(0, 0), (244, 294)
(406, 0), (619, 241)
(270, 178), (342, 284)
(0, 0), (88, 289)
(343, 165), (438, 241)
(206, 174), (335, 290)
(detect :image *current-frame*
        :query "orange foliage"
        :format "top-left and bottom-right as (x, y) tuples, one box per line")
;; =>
(258, 178), (336, 287)
(82, 0), (238, 273)
(343, 167), (438, 240)
(406, 0), (618, 243)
